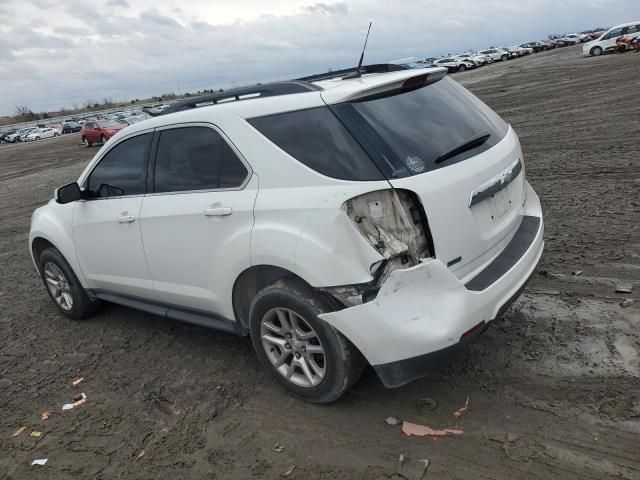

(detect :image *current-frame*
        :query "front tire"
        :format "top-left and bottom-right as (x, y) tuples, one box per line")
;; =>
(457, 64), (467, 72)
(101, 135), (108, 144)
(249, 278), (365, 403)
(591, 46), (603, 56)
(501, 54), (509, 61)
(39, 248), (101, 320)
(83, 137), (92, 147)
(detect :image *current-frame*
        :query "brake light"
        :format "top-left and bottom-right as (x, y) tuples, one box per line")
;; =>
(402, 74), (428, 92)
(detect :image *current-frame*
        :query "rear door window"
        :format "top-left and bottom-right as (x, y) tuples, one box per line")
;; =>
(249, 107), (384, 181)
(153, 126), (249, 193)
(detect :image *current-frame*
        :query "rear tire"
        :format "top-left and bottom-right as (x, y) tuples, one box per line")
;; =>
(591, 46), (603, 56)
(249, 278), (365, 403)
(39, 248), (101, 320)
(501, 54), (509, 61)
(83, 137), (92, 147)
(54, 132), (59, 137)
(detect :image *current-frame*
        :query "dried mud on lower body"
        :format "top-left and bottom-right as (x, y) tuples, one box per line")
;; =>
(1, 46), (639, 479)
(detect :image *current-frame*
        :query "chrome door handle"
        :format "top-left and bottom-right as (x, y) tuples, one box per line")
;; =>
(117, 214), (136, 223)
(203, 206), (233, 217)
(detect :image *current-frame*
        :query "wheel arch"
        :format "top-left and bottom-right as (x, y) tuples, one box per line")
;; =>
(31, 237), (58, 272)
(232, 265), (313, 331)
(30, 203), (87, 288)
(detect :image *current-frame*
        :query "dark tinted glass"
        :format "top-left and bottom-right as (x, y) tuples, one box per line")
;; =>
(249, 107), (383, 181)
(87, 133), (150, 197)
(154, 127), (248, 193)
(340, 77), (509, 178)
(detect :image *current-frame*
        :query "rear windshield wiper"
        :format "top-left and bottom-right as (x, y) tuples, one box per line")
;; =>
(434, 132), (491, 164)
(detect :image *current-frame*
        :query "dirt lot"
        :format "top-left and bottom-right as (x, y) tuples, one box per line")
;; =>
(1, 45), (639, 479)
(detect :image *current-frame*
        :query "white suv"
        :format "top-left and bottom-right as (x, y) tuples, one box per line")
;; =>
(433, 57), (475, 72)
(478, 48), (511, 62)
(30, 65), (544, 403)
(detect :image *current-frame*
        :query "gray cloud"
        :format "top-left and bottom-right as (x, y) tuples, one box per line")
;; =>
(107, 0), (129, 6)
(139, 9), (184, 29)
(303, 2), (348, 15)
(0, 0), (633, 115)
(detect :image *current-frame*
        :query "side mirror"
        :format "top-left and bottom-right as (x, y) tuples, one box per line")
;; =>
(94, 127), (100, 130)
(56, 182), (83, 204)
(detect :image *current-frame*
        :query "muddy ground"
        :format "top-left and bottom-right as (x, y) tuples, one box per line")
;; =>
(1, 45), (639, 479)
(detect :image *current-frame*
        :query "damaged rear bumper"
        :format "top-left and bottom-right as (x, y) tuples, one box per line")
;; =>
(319, 185), (544, 388)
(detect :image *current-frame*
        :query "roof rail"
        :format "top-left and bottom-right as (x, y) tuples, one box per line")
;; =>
(295, 63), (409, 83)
(151, 81), (321, 117)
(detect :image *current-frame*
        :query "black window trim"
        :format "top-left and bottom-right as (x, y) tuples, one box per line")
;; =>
(146, 122), (253, 197)
(80, 129), (154, 201)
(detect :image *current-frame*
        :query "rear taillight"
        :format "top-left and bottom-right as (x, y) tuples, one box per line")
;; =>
(342, 189), (433, 271)
(402, 74), (428, 92)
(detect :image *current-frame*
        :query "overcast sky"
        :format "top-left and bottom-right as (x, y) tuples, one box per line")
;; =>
(0, 0), (635, 115)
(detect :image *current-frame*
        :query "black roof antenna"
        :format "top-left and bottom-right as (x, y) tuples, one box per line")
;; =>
(343, 22), (372, 79)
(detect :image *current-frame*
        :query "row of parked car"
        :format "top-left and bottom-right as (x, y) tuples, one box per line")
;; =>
(0, 127), (62, 143)
(397, 32), (603, 73)
(0, 109), (151, 144)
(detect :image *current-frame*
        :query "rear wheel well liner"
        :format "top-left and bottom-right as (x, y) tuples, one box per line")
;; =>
(233, 266), (305, 331)
(232, 265), (345, 332)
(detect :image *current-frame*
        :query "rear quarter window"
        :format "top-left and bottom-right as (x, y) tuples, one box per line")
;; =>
(248, 107), (384, 181)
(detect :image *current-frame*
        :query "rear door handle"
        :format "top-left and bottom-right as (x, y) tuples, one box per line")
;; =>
(203, 206), (233, 217)
(117, 214), (136, 223)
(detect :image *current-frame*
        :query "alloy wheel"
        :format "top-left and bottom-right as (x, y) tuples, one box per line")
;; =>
(260, 307), (326, 388)
(44, 262), (73, 311)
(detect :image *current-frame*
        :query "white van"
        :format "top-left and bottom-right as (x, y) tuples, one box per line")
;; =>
(583, 21), (640, 56)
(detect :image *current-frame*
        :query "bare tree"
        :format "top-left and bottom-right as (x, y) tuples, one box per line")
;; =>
(14, 105), (38, 121)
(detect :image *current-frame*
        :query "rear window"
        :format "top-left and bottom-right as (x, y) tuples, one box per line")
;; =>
(333, 76), (509, 178)
(248, 107), (384, 181)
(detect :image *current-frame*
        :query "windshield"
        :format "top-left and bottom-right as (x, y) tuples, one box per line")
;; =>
(99, 119), (122, 128)
(333, 76), (509, 178)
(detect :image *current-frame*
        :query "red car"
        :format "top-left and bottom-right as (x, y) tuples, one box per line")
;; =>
(81, 119), (126, 147)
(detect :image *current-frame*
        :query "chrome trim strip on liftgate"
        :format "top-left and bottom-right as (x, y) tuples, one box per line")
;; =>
(469, 158), (522, 207)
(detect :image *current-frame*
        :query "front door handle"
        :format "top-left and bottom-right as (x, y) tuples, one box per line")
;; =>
(203, 206), (233, 217)
(117, 214), (136, 223)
